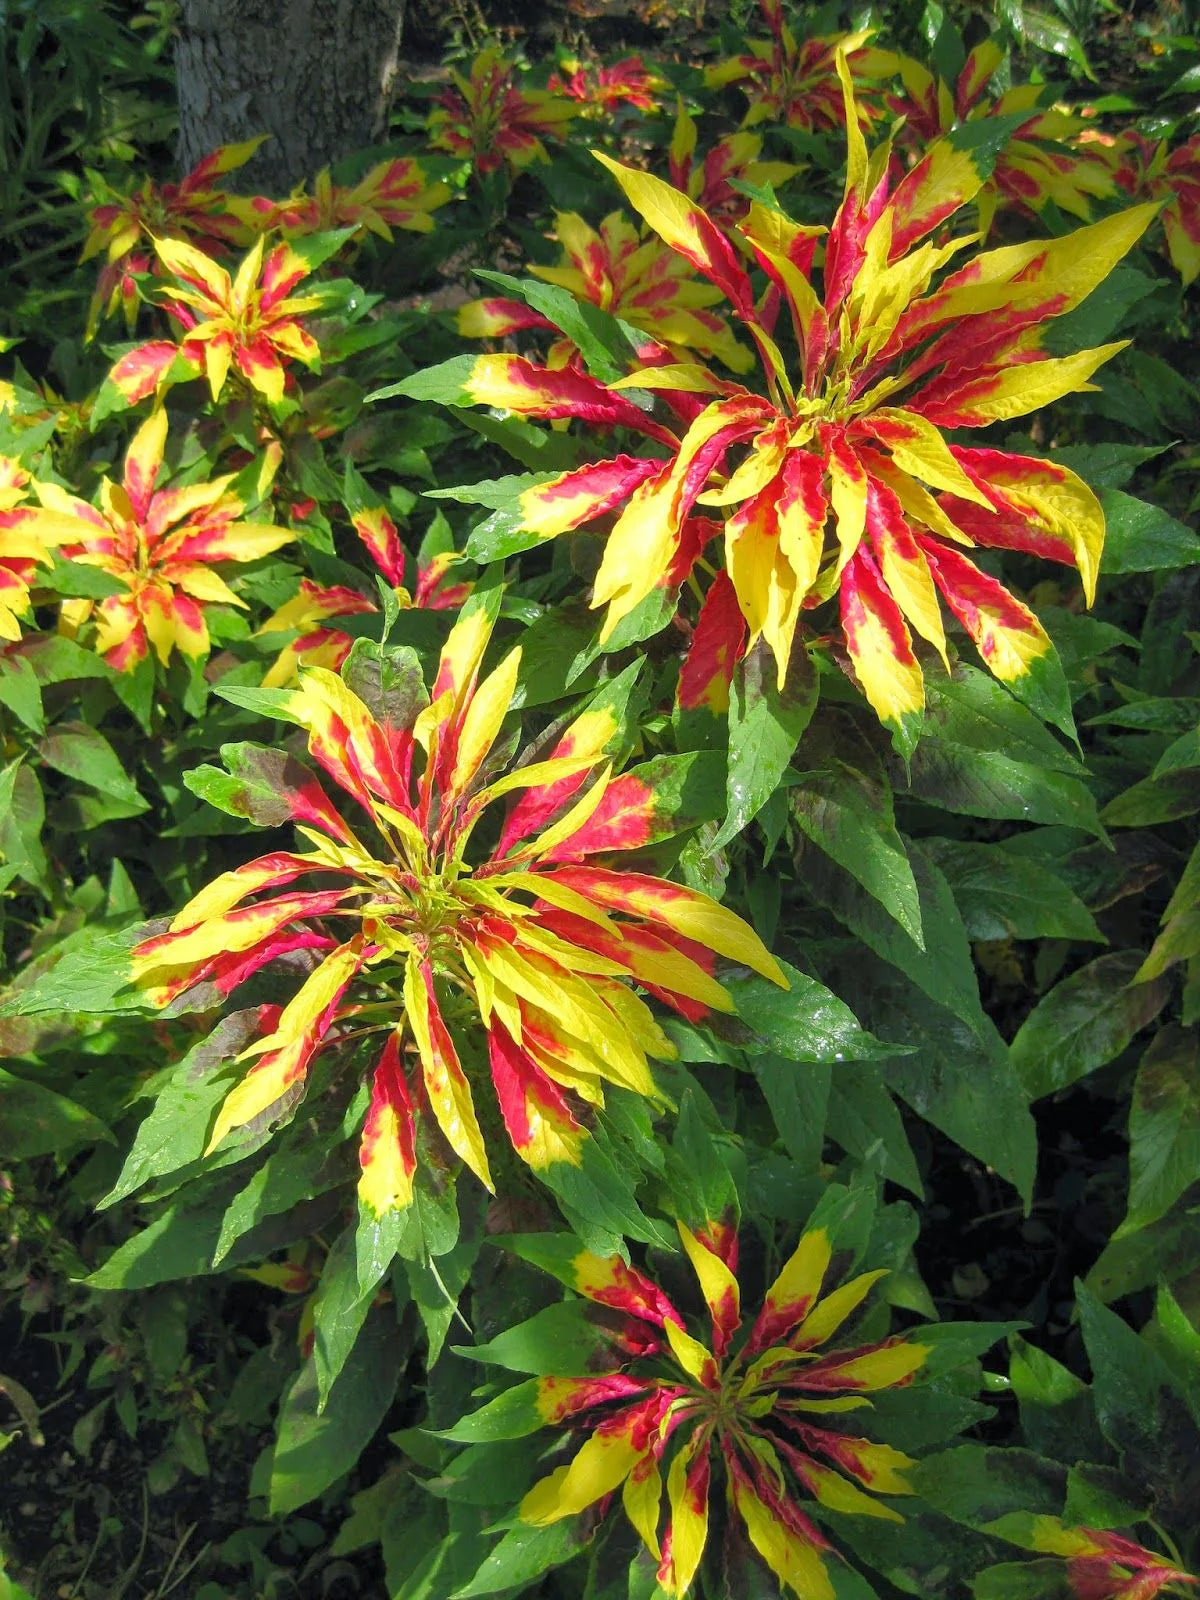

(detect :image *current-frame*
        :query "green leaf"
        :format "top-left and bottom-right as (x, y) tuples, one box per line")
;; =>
(1150, 1285), (1200, 1390)
(714, 641), (817, 849)
(537, 1131), (673, 1255)
(214, 682), (301, 721)
(405, 1198), (484, 1365)
(1011, 951), (1172, 1100)
(871, 979), (1036, 1204)
(311, 1225), (391, 1406)
(915, 1444), (1065, 1527)
(667, 1085), (741, 1227)
(753, 1055), (829, 1175)
(431, 473), (556, 562)
(923, 667), (1085, 773)
(453, 1519), (589, 1599)
(21, 634), (113, 687)
(1062, 1462), (1146, 1529)
(185, 743), (326, 828)
(791, 749), (922, 945)
(286, 226), (358, 273)
(0, 760), (45, 887)
(826, 1063), (923, 1198)
(38, 721), (146, 807)
(366, 356), (478, 406)
(1139, 838), (1200, 982)
(1008, 1334), (1100, 1461)
(721, 959), (900, 1064)
(1048, 440), (1167, 490)
(567, 584), (677, 682)
(924, 841), (1105, 943)
(918, 1321), (1022, 1377)
(270, 1305), (403, 1514)
(0, 1066), (112, 1157)
(905, 739), (1101, 831)
(438, 1378), (544, 1444)
(1153, 725), (1200, 777)
(807, 844), (990, 1035)
(41, 557), (126, 598)
(100, 1012), (265, 1208)
(1004, 640), (1078, 745)
(86, 1199), (227, 1290)
(1021, 5), (1094, 74)
(0, 921), (147, 1018)
(1087, 1205), (1200, 1303)
(214, 1140), (334, 1266)
(944, 108), (1045, 173)
(1076, 1281), (1200, 1502)
(0, 654), (43, 733)
(1098, 489), (1200, 574)
(455, 1301), (611, 1377)
(971, 1561), (1062, 1599)
(1125, 1025), (1200, 1230)
(449, 405), (583, 473)
(1101, 768), (1200, 826)
(342, 638), (429, 734)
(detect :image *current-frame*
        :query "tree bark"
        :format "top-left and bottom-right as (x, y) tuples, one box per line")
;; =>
(176, 0), (407, 194)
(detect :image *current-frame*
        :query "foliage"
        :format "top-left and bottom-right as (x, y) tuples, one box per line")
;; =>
(2, 0), (1199, 1595)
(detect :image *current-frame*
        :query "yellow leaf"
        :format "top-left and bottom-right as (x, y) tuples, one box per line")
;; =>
(622, 1456), (663, 1559)
(450, 645), (522, 802)
(520, 1430), (645, 1524)
(663, 1438), (710, 1594)
(404, 956), (493, 1191)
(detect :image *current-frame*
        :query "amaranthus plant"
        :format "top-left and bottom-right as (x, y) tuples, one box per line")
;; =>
(417, 61), (1153, 750)
(0, 456), (72, 639)
(23, 408), (289, 666)
(131, 591), (784, 1216)
(82, 138), (261, 336)
(235, 157), (452, 243)
(704, 4), (891, 132)
(880, 40), (1117, 231)
(981, 1518), (1197, 1599)
(446, 1193), (996, 1597)
(108, 234), (331, 407)
(552, 54), (666, 115)
(459, 208), (753, 372)
(1084, 127), (1200, 285)
(429, 48), (576, 177)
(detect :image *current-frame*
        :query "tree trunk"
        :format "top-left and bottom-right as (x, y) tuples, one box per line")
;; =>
(175, 0), (407, 194)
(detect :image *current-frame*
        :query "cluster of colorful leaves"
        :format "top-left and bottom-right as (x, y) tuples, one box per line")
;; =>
(82, 139), (450, 349)
(108, 233), (331, 408)
(704, 6), (891, 134)
(4, 9), (1199, 1595)
(880, 41), (1119, 232)
(1087, 128), (1200, 286)
(447, 63), (1152, 749)
(551, 54), (666, 115)
(987, 1514), (1198, 1599)
(459, 206), (752, 373)
(257, 538), (470, 688)
(0, 412), (286, 667)
(428, 47), (577, 176)
(0, 457), (71, 640)
(82, 138), (263, 337)
(233, 157), (451, 243)
(667, 103), (800, 226)
(130, 591), (784, 1212)
(452, 1218), (932, 1597)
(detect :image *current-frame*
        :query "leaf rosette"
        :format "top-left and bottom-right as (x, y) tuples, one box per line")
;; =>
(130, 590), (784, 1216)
(450, 1216), (938, 1598)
